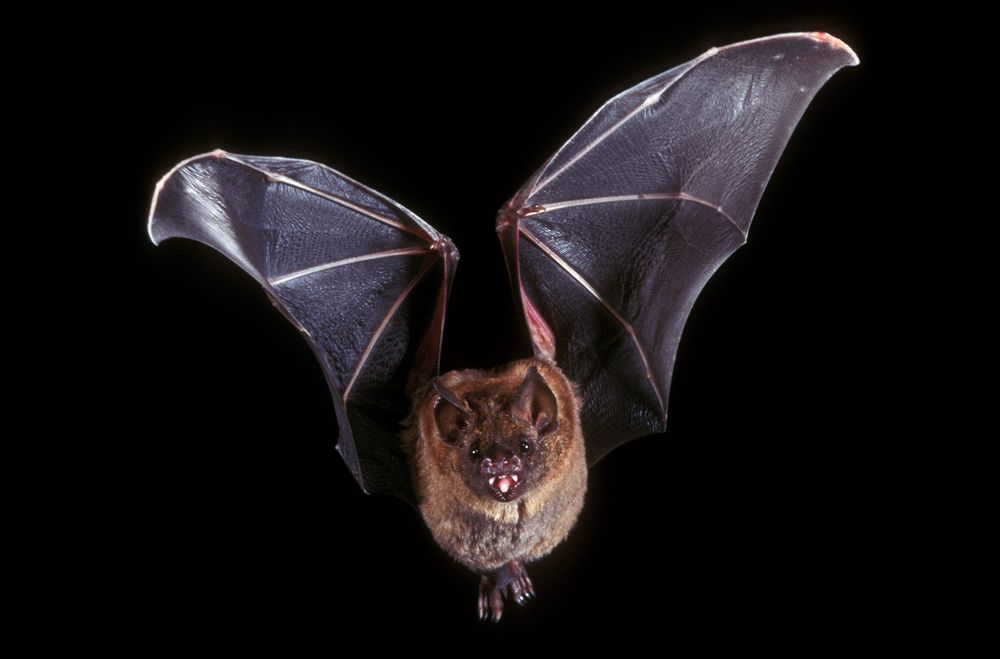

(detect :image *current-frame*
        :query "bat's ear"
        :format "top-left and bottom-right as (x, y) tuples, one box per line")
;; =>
(433, 379), (471, 445)
(513, 366), (559, 438)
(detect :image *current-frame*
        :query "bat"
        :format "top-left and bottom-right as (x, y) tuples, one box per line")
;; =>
(146, 32), (858, 621)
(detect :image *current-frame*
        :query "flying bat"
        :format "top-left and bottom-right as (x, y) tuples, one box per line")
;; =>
(147, 32), (858, 621)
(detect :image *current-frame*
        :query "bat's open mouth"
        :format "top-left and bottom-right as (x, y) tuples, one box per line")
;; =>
(486, 473), (523, 502)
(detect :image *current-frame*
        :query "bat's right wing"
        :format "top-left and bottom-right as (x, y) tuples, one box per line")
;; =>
(149, 151), (458, 504)
(497, 33), (857, 466)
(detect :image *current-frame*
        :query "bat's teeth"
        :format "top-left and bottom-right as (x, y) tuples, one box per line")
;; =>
(489, 477), (496, 486)
(511, 475), (518, 482)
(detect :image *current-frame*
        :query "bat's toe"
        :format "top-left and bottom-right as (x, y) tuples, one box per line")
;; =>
(478, 575), (505, 623)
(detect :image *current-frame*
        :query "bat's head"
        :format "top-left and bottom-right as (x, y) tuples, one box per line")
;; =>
(415, 359), (583, 506)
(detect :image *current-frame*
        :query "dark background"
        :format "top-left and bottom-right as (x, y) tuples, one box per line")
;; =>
(13, 5), (893, 652)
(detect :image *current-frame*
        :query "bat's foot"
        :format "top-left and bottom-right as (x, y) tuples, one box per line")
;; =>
(478, 560), (535, 622)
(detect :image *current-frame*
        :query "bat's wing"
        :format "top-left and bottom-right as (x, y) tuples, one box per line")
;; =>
(497, 33), (858, 466)
(149, 151), (458, 503)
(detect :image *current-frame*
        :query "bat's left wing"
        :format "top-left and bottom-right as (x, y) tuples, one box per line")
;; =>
(498, 33), (858, 466)
(149, 151), (458, 503)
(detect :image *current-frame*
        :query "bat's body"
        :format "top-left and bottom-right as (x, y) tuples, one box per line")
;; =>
(407, 359), (587, 618)
(147, 33), (857, 621)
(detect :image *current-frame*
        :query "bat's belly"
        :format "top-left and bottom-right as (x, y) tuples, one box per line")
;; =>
(420, 470), (587, 574)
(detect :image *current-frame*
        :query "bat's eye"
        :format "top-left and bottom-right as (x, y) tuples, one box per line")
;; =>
(519, 439), (532, 455)
(470, 445), (481, 461)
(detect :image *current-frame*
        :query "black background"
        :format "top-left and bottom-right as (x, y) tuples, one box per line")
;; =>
(14, 5), (892, 652)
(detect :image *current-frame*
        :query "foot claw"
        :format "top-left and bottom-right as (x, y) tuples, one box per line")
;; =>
(508, 570), (535, 607)
(478, 575), (505, 622)
(476, 561), (536, 621)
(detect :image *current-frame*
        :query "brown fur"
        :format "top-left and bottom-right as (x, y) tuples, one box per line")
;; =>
(403, 358), (587, 573)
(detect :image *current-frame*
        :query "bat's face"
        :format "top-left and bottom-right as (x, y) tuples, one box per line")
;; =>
(439, 401), (541, 503)
(416, 360), (580, 505)
(435, 365), (559, 503)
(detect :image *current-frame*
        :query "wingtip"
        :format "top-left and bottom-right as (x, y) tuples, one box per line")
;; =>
(147, 148), (232, 245)
(809, 32), (860, 65)
(147, 178), (166, 245)
(713, 32), (860, 67)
